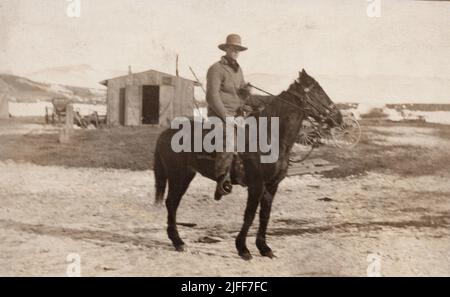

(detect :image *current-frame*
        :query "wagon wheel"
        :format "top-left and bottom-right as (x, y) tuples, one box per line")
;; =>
(289, 119), (318, 163)
(331, 116), (361, 149)
(289, 143), (315, 163)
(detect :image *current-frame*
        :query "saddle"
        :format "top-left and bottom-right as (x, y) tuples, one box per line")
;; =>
(193, 104), (264, 188)
(195, 152), (247, 187)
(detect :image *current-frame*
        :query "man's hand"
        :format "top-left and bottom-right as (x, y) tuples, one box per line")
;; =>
(233, 117), (246, 129)
(238, 83), (252, 100)
(237, 104), (254, 117)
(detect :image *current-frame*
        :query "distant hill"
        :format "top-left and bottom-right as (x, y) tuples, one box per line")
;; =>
(0, 73), (106, 104)
(386, 104), (450, 112)
(26, 64), (124, 89)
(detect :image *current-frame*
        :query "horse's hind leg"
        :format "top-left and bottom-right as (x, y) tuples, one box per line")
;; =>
(166, 171), (196, 252)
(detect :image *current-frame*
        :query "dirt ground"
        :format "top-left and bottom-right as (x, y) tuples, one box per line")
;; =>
(0, 117), (449, 276)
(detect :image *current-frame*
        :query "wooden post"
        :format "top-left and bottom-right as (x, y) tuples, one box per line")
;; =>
(176, 55), (179, 77)
(59, 104), (73, 144)
(0, 94), (9, 119)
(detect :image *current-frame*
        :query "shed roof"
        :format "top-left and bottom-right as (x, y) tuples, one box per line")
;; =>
(99, 69), (201, 87)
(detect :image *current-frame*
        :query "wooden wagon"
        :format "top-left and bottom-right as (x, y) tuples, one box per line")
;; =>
(45, 97), (70, 124)
(45, 97), (104, 128)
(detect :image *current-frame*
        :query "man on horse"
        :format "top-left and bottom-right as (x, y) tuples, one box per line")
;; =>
(206, 34), (251, 200)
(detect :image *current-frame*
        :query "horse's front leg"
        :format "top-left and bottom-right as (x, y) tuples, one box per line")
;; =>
(256, 183), (279, 258)
(235, 174), (264, 260)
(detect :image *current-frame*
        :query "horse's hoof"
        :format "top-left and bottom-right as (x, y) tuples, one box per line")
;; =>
(239, 251), (253, 261)
(214, 191), (223, 201)
(154, 201), (164, 207)
(260, 250), (276, 259)
(175, 244), (186, 252)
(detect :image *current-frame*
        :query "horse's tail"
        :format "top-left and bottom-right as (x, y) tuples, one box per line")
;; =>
(153, 143), (167, 205)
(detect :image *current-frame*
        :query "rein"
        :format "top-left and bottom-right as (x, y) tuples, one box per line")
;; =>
(247, 83), (305, 112)
(248, 82), (338, 124)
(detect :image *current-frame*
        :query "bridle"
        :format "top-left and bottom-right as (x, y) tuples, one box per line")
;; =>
(287, 81), (340, 125)
(248, 81), (340, 125)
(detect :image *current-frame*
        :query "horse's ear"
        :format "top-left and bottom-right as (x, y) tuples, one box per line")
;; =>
(299, 69), (307, 79)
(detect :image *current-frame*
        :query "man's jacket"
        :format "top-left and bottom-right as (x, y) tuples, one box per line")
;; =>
(206, 56), (247, 120)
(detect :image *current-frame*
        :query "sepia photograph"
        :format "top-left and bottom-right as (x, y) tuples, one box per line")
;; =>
(0, 0), (449, 281)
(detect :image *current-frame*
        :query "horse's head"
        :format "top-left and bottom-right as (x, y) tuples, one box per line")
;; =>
(288, 69), (342, 127)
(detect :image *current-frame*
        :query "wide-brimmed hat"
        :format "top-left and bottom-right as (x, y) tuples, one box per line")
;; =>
(218, 34), (248, 52)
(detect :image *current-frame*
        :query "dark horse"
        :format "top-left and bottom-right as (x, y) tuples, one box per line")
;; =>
(153, 69), (343, 260)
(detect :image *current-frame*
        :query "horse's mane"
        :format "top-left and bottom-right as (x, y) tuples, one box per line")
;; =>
(258, 89), (302, 120)
(252, 83), (306, 156)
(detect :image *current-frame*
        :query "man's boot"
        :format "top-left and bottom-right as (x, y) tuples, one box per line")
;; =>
(214, 173), (233, 201)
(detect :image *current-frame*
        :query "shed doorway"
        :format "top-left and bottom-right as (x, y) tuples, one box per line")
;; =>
(142, 85), (160, 125)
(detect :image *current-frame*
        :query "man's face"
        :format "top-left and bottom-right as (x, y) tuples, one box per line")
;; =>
(225, 46), (240, 60)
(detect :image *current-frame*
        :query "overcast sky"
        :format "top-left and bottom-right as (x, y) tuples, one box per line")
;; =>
(1, 0), (449, 102)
